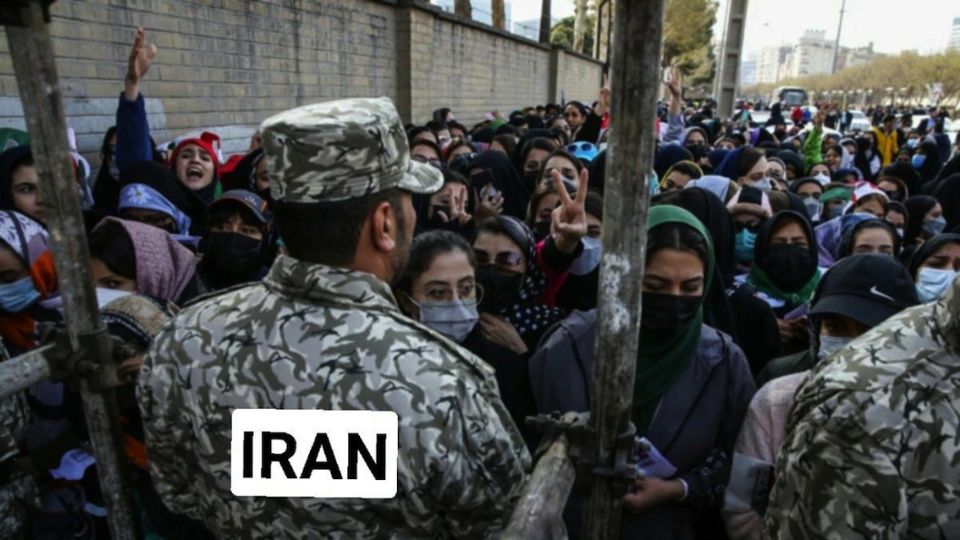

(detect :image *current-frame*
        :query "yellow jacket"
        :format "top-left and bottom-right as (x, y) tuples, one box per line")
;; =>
(871, 127), (899, 166)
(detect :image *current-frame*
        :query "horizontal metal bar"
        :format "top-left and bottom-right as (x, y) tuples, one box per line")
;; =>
(502, 436), (576, 540)
(0, 344), (53, 400)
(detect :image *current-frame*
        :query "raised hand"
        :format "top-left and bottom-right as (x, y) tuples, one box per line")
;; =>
(665, 65), (681, 100)
(550, 167), (589, 253)
(124, 27), (157, 101)
(595, 75), (612, 117)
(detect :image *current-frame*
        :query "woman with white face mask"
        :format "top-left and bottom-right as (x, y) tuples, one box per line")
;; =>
(395, 230), (534, 435)
(908, 233), (960, 303)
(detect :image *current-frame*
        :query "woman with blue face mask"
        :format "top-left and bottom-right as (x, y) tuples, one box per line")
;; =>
(0, 210), (60, 354)
(395, 230), (534, 438)
(913, 139), (943, 187)
(908, 233), (960, 303)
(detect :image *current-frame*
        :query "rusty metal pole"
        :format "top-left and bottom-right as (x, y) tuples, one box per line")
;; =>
(582, 0), (664, 537)
(3, 2), (139, 538)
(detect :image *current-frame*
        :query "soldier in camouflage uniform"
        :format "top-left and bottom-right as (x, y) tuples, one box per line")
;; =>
(138, 97), (531, 538)
(764, 271), (960, 537)
(0, 337), (40, 539)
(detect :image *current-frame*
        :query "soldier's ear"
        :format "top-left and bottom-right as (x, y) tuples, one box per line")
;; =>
(369, 200), (397, 254)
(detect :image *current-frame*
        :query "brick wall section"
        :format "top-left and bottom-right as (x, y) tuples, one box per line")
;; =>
(405, 7), (551, 124)
(0, 0), (602, 170)
(554, 49), (605, 106)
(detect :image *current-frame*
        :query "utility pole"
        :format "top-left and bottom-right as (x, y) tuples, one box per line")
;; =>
(717, 0), (748, 118)
(583, 0), (664, 535)
(830, 0), (846, 74)
(539, 0), (552, 43)
(713, 0), (731, 101)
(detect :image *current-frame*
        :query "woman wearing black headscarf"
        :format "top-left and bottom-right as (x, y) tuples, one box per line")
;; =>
(932, 173), (960, 234)
(655, 187), (783, 376)
(902, 195), (942, 249)
(745, 211), (822, 355)
(468, 151), (530, 220)
(915, 138), (943, 191)
(853, 135), (881, 181)
(472, 215), (577, 353)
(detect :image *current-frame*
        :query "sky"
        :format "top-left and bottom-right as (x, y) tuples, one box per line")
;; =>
(510, 0), (958, 55)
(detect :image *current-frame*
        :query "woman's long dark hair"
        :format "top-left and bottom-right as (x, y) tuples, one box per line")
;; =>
(395, 230), (476, 300)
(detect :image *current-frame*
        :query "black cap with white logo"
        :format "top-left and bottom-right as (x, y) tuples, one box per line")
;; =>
(810, 253), (920, 328)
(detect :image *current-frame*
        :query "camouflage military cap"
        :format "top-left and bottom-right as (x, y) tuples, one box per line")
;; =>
(260, 97), (443, 203)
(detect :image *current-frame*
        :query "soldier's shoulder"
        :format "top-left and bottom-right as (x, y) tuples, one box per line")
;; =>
(381, 313), (497, 381)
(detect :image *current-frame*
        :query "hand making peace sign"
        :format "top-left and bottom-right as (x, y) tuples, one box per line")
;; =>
(550, 167), (589, 254)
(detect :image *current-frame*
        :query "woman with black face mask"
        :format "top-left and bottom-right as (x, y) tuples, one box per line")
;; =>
(655, 188), (784, 377)
(744, 211), (823, 355)
(530, 205), (755, 539)
(395, 230), (534, 440)
(198, 190), (273, 292)
(472, 215), (572, 355)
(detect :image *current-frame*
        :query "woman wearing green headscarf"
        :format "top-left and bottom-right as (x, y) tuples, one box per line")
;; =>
(529, 205), (756, 539)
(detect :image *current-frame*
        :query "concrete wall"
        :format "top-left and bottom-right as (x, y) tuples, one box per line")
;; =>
(0, 0), (603, 169)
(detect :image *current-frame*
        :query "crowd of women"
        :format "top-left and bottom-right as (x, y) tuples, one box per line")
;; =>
(2, 27), (960, 539)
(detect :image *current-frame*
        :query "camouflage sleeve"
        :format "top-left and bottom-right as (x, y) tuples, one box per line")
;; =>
(137, 325), (203, 521)
(431, 372), (530, 538)
(763, 394), (906, 539)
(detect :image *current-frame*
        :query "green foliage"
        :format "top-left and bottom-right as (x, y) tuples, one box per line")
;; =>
(550, 14), (595, 55)
(663, 0), (718, 86)
(743, 49), (960, 105)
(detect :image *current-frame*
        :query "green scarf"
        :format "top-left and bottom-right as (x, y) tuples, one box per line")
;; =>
(633, 206), (714, 435)
(747, 266), (822, 307)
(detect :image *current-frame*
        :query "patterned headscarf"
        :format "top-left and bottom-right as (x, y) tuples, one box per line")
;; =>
(118, 183), (193, 237)
(94, 217), (197, 303)
(494, 215), (566, 338)
(0, 210), (58, 350)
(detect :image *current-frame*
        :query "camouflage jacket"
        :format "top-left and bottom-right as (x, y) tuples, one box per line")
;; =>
(764, 275), (960, 538)
(138, 255), (530, 539)
(0, 338), (38, 539)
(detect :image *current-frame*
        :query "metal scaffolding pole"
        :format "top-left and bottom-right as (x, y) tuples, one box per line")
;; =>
(2, 1), (139, 538)
(717, 0), (748, 119)
(582, 0), (664, 537)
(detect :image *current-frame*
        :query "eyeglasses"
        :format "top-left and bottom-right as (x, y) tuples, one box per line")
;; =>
(420, 282), (485, 303)
(412, 155), (443, 170)
(474, 250), (524, 268)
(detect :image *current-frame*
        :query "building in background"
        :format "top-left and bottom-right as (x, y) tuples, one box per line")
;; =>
(785, 29), (834, 78)
(740, 53), (758, 86)
(949, 17), (960, 50)
(747, 30), (885, 85)
(514, 17), (550, 41)
(836, 43), (883, 71)
(755, 45), (791, 84)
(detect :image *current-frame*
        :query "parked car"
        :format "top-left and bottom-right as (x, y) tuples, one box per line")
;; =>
(848, 110), (871, 132)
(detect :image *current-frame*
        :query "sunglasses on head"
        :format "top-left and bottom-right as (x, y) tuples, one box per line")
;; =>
(567, 142), (597, 154)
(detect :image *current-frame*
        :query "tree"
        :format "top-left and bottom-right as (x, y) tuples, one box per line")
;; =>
(492, 0), (505, 30)
(551, 13), (595, 55)
(454, 0), (471, 19)
(741, 49), (960, 108)
(540, 0), (552, 43)
(573, 0), (590, 53)
(662, 0), (718, 86)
